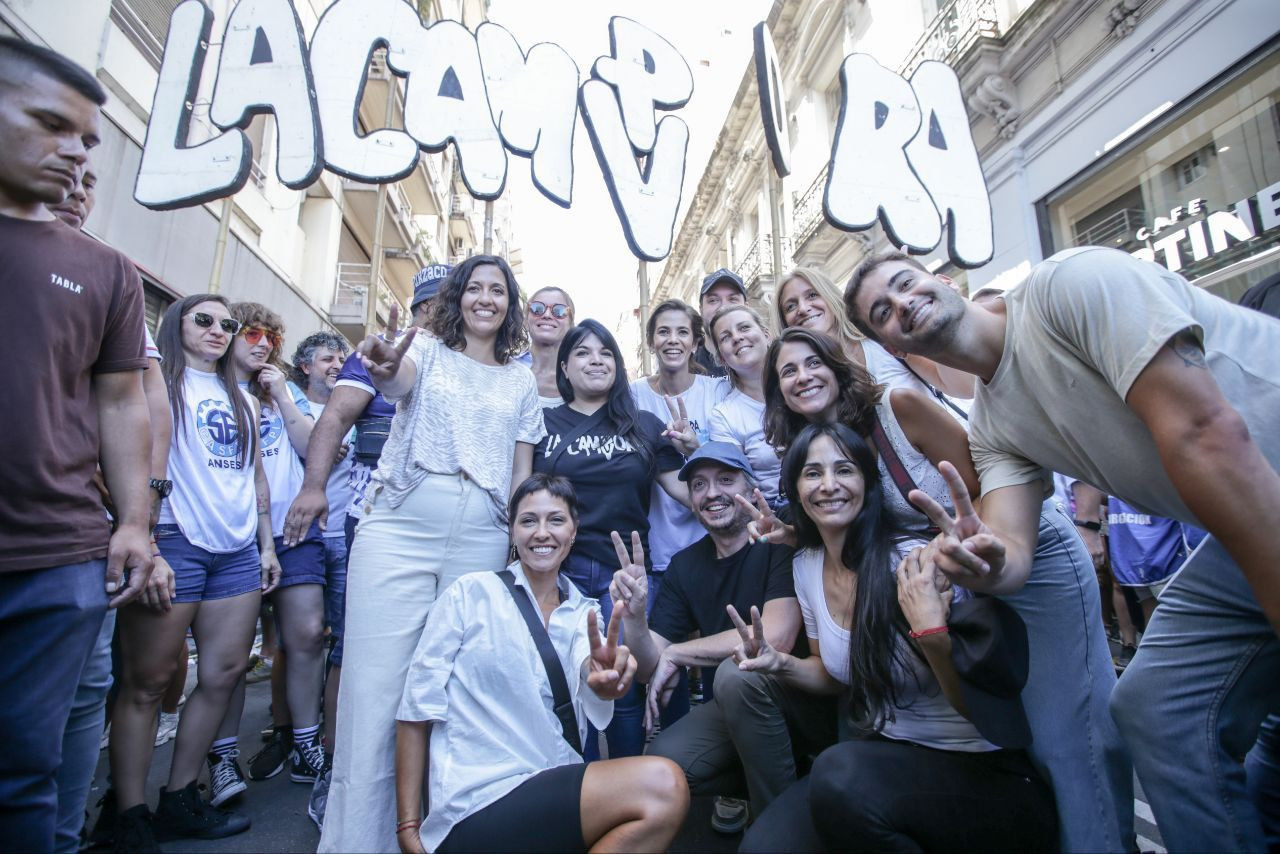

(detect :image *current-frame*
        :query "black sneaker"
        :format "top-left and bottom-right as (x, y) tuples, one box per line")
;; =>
(290, 737), (326, 783)
(207, 749), (248, 806)
(248, 730), (291, 780)
(307, 759), (332, 831)
(153, 780), (250, 841)
(111, 803), (158, 853)
(88, 788), (116, 849)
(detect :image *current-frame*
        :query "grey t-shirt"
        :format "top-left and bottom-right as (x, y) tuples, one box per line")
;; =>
(970, 247), (1280, 528)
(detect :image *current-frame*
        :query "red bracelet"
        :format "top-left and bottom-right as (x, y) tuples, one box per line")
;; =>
(908, 625), (949, 639)
(396, 819), (421, 833)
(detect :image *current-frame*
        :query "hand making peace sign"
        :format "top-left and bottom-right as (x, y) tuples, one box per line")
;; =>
(586, 607), (637, 701)
(662, 394), (700, 455)
(608, 530), (648, 619)
(908, 460), (1007, 587)
(357, 302), (417, 385)
(727, 604), (786, 674)
(733, 488), (797, 548)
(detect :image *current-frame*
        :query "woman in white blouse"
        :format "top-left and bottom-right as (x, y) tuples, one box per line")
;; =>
(319, 256), (547, 853)
(394, 474), (689, 853)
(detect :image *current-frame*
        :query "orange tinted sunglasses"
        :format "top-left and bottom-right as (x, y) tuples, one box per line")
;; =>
(240, 326), (282, 350)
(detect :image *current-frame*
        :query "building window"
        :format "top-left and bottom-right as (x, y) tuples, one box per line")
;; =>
(142, 280), (174, 335)
(1040, 47), (1280, 303)
(110, 0), (182, 70)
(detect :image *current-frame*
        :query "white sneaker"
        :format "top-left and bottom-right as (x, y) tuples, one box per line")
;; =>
(154, 711), (180, 747)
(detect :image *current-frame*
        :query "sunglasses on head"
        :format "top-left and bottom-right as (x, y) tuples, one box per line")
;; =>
(529, 301), (570, 319)
(240, 326), (282, 350)
(186, 312), (241, 336)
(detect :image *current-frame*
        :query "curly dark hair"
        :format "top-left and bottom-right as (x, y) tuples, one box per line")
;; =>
(229, 301), (289, 408)
(763, 327), (882, 455)
(289, 331), (349, 387)
(428, 254), (528, 363)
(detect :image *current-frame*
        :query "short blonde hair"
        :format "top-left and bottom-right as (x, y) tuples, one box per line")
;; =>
(772, 266), (865, 344)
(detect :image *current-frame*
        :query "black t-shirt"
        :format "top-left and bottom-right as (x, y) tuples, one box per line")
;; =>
(650, 536), (803, 656)
(534, 405), (683, 566)
(693, 344), (727, 378)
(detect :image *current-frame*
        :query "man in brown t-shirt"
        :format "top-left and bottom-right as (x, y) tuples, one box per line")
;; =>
(0, 37), (153, 850)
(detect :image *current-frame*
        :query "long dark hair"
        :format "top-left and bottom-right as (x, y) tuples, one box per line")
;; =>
(645, 298), (706, 376)
(429, 254), (528, 363)
(780, 422), (916, 733)
(556, 319), (652, 469)
(763, 327), (882, 454)
(157, 294), (255, 466)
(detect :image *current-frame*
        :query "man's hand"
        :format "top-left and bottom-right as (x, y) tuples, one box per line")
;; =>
(106, 523), (154, 609)
(586, 607), (636, 701)
(139, 554), (176, 611)
(662, 395), (699, 455)
(283, 486), (329, 546)
(260, 549), (282, 595)
(734, 488), (796, 547)
(643, 651), (681, 735)
(609, 530), (647, 618)
(357, 303), (417, 385)
(728, 604), (787, 674)
(908, 461), (1007, 588)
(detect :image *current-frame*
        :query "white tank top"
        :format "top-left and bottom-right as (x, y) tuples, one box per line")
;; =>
(247, 381), (307, 539)
(158, 369), (257, 553)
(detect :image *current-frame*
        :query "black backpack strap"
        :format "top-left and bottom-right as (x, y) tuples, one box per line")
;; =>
(497, 570), (582, 755)
(870, 416), (941, 537)
(544, 407), (609, 474)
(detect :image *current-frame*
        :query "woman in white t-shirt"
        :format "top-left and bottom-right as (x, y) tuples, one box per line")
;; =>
(320, 255), (546, 854)
(629, 298), (728, 573)
(228, 301), (329, 787)
(109, 295), (281, 847)
(705, 303), (783, 506)
(736, 423), (1056, 851)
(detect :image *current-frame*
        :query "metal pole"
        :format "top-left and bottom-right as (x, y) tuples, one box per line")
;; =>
(366, 67), (398, 335)
(483, 199), (494, 254)
(766, 168), (785, 289)
(635, 153), (651, 375)
(208, 197), (232, 293)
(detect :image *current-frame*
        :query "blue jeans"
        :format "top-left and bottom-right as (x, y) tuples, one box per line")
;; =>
(1246, 713), (1280, 851)
(322, 535), (349, 662)
(54, 609), (115, 853)
(562, 554), (689, 759)
(1001, 503), (1133, 852)
(0, 560), (108, 851)
(1112, 535), (1280, 852)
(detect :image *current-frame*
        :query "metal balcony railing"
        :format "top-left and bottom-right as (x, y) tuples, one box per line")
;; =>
(734, 233), (792, 293)
(331, 262), (401, 328)
(901, 0), (1001, 75)
(792, 166), (829, 249)
(1072, 207), (1148, 248)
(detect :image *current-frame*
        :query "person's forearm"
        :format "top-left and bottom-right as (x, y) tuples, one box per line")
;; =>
(98, 375), (152, 529)
(509, 442), (533, 499)
(302, 411), (350, 491)
(916, 634), (969, 719)
(143, 362), (170, 480)
(395, 721), (429, 823)
(776, 651), (845, 695)
(625, 619), (662, 681)
(665, 629), (742, 669)
(1072, 482), (1104, 523)
(274, 391), (314, 455)
(373, 361), (415, 400)
(255, 462), (274, 553)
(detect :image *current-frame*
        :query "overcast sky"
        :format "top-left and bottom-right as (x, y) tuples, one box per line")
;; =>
(486, 0), (774, 364)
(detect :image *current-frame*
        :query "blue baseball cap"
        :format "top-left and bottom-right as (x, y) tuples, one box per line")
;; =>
(412, 264), (453, 308)
(678, 441), (757, 482)
(700, 268), (746, 298)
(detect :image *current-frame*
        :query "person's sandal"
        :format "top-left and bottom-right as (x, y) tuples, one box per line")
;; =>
(711, 796), (749, 834)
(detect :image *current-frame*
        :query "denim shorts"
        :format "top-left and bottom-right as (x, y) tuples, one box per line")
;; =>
(322, 535), (348, 636)
(154, 525), (260, 604)
(273, 522), (325, 589)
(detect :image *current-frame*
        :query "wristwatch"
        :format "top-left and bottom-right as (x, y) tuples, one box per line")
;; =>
(1073, 519), (1101, 532)
(149, 478), (173, 498)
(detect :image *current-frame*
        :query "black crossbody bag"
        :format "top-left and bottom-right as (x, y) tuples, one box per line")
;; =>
(497, 570), (582, 755)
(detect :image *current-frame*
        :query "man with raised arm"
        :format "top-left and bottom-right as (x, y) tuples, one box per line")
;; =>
(845, 245), (1280, 852)
(611, 442), (824, 833)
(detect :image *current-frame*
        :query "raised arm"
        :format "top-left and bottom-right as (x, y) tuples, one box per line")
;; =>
(897, 547), (967, 718)
(1126, 330), (1280, 635)
(358, 303), (418, 400)
(259, 366), (314, 455)
(283, 384), (371, 545)
(889, 387), (980, 498)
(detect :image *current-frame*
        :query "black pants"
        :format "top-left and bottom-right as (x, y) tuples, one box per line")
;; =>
(436, 762), (587, 853)
(742, 737), (1058, 853)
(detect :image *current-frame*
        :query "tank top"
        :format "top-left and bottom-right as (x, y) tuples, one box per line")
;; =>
(875, 396), (952, 529)
(158, 369), (257, 553)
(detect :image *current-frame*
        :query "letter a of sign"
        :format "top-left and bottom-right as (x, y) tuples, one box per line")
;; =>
(136, 0), (251, 209)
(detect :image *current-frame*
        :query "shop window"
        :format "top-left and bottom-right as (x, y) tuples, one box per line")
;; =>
(1040, 48), (1280, 303)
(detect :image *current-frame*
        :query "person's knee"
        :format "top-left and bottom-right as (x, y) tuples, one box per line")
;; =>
(638, 757), (689, 822)
(712, 658), (767, 709)
(1110, 663), (1156, 736)
(809, 747), (881, 838)
(121, 659), (180, 703)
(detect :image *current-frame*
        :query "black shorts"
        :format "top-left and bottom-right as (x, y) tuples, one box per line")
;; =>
(437, 762), (588, 853)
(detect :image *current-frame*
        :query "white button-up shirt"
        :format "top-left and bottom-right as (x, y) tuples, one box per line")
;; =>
(397, 562), (613, 851)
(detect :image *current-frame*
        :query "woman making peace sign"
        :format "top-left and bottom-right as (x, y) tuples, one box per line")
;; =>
(394, 475), (688, 853)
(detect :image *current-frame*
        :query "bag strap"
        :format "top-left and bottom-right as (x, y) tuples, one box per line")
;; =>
(895, 358), (969, 422)
(545, 407), (609, 475)
(870, 415), (941, 537)
(497, 570), (582, 755)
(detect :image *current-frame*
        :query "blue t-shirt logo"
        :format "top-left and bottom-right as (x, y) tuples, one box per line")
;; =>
(258, 408), (284, 451)
(197, 399), (240, 458)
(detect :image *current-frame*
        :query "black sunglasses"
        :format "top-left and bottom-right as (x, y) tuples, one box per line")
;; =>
(529, 300), (570, 319)
(186, 312), (241, 335)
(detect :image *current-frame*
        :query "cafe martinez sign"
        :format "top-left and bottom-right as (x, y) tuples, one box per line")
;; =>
(136, 0), (994, 267)
(1129, 180), (1280, 273)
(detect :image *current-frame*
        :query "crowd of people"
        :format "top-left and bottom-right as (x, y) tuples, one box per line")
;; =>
(3, 34), (1280, 854)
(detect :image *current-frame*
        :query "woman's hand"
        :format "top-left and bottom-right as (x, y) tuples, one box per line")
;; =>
(586, 608), (636, 701)
(257, 364), (289, 402)
(728, 604), (788, 674)
(896, 546), (952, 634)
(358, 303), (418, 385)
(734, 489), (796, 547)
(396, 821), (426, 854)
(662, 395), (699, 455)
(609, 530), (647, 619)
(140, 554), (175, 612)
(260, 548), (282, 595)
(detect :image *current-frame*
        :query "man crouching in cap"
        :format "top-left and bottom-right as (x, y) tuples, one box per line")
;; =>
(609, 442), (827, 834)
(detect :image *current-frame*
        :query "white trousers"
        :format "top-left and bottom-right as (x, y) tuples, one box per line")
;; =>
(318, 473), (507, 853)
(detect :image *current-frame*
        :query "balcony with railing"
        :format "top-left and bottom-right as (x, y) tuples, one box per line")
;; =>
(901, 0), (1001, 75)
(329, 262), (401, 339)
(792, 166), (829, 250)
(1072, 207), (1148, 249)
(734, 233), (792, 297)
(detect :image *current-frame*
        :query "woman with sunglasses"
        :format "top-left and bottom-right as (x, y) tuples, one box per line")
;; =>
(522, 286), (576, 408)
(757, 328), (1134, 852)
(320, 255), (545, 854)
(227, 302), (330, 792)
(705, 303), (783, 506)
(108, 296), (280, 849)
